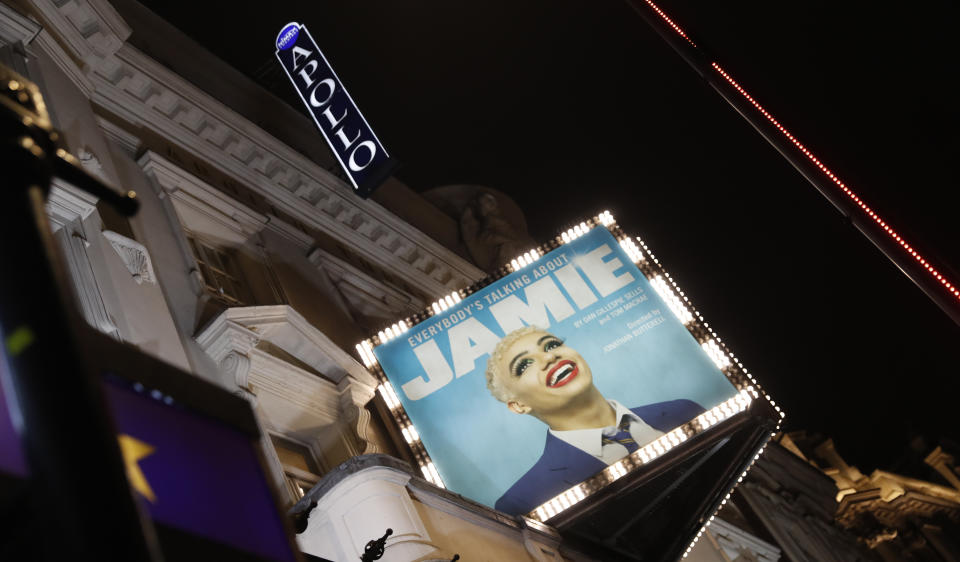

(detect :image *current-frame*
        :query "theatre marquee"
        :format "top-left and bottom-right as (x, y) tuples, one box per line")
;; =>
(355, 212), (782, 556)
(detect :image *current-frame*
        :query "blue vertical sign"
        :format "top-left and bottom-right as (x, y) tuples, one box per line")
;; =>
(275, 22), (396, 198)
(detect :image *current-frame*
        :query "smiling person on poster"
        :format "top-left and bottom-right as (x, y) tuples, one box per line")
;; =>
(486, 326), (704, 515)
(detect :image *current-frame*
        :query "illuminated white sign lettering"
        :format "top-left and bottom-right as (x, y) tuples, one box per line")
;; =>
(402, 242), (633, 400)
(275, 22), (395, 198)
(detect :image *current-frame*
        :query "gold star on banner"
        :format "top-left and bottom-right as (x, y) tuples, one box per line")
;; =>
(117, 434), (156, 503)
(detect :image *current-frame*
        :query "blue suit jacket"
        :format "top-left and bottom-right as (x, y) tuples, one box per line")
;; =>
(494, 399), (704, 515)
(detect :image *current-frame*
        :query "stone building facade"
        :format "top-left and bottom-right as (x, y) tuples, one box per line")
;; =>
(789, 434), (960, 561)
(1, 0), (484, 502)
(0, 1), (825, 560)
(714, 433), (960, 562)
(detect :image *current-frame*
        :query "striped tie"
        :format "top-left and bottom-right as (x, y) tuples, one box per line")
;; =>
(602, 418), (639, 454)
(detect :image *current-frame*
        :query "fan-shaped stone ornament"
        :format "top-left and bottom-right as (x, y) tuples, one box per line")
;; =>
(103, 230), (156, 285)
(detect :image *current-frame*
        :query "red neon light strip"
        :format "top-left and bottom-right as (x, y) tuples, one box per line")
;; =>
(643, 0), (696, 46)
(711, 62), (959, 301)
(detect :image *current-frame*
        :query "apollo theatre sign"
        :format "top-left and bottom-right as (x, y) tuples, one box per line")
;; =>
(275, 22), (396, 198)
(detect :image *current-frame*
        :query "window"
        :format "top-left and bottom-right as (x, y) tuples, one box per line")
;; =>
(271, 435), (322, 500)
(187, 235), (251, 306)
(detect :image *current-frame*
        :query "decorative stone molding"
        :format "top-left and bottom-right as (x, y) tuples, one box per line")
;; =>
(95, 114), (141, 155)
(308, 246), (425, 322)
(22, 0), (129, 72)
(707, 517), (780, 562)
(93, 45), (481, 292)
(737, 443), (876, 562)
(265, 214), (315, 249)
(245, 350), (339, 421)
(138, 150), (269, 241)
(294, 456), (586, 562)
(76, 146), (106, 180)
(407, 476), (551, 539)
(194, 316), (260, 388)
(220, 351), (253, 390)
(294, 460), (434, 562)
(0, 4), (95, 105)
(22, 0), (484, 299)
(102, 230), (156, 285)
(196, 305), (376, 387)
(196, 306), (380, 462)
(0, 3), (40, 47)
(925, 447), (960, 492)
(47, 178), (99, 231)
(44, 179), (120, 340)
(338, 378), (380, 457)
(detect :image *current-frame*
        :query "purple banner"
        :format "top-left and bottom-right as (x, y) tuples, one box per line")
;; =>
(103, 379), (295, 560)
(0, 366), (294, 560)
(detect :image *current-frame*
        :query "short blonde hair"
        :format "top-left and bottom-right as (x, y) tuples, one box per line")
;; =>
(485, 325), (546, 404)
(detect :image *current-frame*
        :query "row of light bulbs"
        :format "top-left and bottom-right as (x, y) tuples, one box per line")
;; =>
(712, 61), (960, 305)
(430, 290), (463, 315)
(376, 320), (409, 345)
(701, 338), (733, 370)
(509, 249), (543, 272)
(559, 222), (592, 244)
(619, 237), (644, 263)
(649, 274), (695, 325)
(355, 211), (783, 522)
(530, 389), (754, 522)
(682, 439), (774, 558)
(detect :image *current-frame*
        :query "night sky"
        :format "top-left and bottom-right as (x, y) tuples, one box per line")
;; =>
(138, 0), (959, 475)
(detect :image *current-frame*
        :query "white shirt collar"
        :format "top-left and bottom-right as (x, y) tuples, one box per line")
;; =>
(549, 400), (640, 458)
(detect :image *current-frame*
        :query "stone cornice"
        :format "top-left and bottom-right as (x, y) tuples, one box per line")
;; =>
(196, 305), (376, 389)
(308, 246), (425, 318)
(194, 311), (356, 430)
(709, 517), (781, 561)
(265, 214), (315, 249)
(138, 150), (269, 239)
(864, 469), (960, 503)
(0, 6), (92, 102)
(19, 0), (485, 297)
(32, 27), (96, 96)
(95, 114), (140, 154)
(194, 316), (260, 368)
(407, 478), (530, 536)
(247, 348), (340, 422)
(0, 3), (40, 46)
(46, 178), (99, 229)
(294, 455), (414, 512)
(22, 0), (129, 72)
(19, 1), (499, 297)
(87, 41), (482, 296)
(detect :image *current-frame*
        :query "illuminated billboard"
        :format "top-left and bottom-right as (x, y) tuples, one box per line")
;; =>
(357, 213), (781, 521)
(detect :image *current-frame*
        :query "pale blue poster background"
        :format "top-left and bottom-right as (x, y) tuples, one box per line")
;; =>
(374, 227), (737, 509)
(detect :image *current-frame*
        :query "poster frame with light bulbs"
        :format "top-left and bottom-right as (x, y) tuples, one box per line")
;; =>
(355, 212), (783, 525)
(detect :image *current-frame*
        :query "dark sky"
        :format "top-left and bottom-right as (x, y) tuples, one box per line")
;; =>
(138, 0), (959, 474)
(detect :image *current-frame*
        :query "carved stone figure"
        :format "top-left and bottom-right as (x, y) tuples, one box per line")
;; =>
(421, 185), (535, 274)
